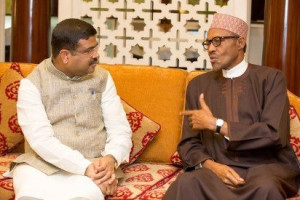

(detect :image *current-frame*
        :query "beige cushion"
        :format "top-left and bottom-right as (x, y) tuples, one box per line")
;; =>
(121, 99), (161, 165)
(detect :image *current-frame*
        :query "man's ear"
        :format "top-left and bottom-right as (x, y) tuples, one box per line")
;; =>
(59, 49), (71, 64)
(237, 37), (246, 51)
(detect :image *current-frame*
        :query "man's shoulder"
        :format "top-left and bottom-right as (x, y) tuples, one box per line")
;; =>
(27, 58), (50, 77)
(93, 66), (109, 78)
(94, 65), (108, 73)
(248, 63), (282, 76)
(26, 58), (51, 81)
(189, 70), (218, 85)
(248, 64), (286, 88)
(92, 66), (110, 87)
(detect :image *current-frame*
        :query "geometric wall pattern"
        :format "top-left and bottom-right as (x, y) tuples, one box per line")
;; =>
(64, 0), (248, 71)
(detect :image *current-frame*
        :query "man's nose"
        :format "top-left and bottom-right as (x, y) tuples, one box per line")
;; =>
(207, 43), (216, 53)
(92, 50), (99, 59)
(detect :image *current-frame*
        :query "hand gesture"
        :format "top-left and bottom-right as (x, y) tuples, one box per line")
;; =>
(181, 93), (216, 130)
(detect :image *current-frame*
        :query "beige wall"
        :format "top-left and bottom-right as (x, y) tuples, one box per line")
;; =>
(0, 0), (263, 64)
(248, 24), (264, 65)
(57, 0), (252, 71)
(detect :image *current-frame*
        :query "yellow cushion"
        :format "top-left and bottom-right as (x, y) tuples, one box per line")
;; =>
(0, 62), (36, 77)
(288, 91), (300, 116)
(289, 105), (300, 160)
(102, 64), (187, 163)
(0, 63), (11, 76)
(0, 66), (24, 155)
(0, 153), (21, 200)
(0, 179), (14, 200)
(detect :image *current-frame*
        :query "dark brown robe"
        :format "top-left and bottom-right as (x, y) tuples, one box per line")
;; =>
(164, 64), (300, 200)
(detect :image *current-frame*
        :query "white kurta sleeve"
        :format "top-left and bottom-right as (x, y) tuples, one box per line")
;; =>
(17, 79), (91, 175)
(101, 73), (132, 166)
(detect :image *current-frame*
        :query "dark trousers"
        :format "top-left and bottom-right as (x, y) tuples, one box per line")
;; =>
(163, 164), (300, 200)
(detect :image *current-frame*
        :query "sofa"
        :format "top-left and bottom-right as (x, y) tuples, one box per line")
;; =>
(0, 62), (299, 200)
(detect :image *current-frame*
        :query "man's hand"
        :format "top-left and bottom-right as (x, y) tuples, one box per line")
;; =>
(99, 174), (118, 196)
(181, 93), (216, 130)
(85, 160), (118, 196)
(92, 155), (116, 185)
(84, 163), (97, 179)
(203, 160), (245, 189)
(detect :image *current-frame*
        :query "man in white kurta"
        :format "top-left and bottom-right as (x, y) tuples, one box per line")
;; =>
(7, 18), (132, 200)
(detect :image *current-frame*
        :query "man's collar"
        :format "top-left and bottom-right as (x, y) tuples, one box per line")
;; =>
(222, 60), (248, 79)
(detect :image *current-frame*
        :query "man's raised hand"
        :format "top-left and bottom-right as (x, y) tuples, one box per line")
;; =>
(181, 93), (216, 130)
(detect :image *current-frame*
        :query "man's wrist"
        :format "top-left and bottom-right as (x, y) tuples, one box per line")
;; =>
(209, 117), (218, 131)
(107, 154), (118, 169)
(202, 159), (214, 170)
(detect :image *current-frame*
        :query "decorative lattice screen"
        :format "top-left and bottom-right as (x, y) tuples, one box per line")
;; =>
(67, 0), (247, 71)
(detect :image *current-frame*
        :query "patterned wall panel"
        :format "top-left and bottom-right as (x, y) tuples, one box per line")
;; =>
(62, 0), (248, 71)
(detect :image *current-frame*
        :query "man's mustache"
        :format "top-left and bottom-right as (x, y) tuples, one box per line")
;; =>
(90, 58), (99, 65)
(209, 52), (217, 57)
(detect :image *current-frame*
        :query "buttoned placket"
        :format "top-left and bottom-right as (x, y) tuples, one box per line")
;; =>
(69, 79), (79, 135)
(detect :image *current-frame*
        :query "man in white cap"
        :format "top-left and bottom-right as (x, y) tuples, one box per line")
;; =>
(163, 13), (299, 199)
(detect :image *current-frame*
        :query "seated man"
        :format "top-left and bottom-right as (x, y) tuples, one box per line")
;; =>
(9, 18), (132, 200)
(163, 13), (300, 200)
